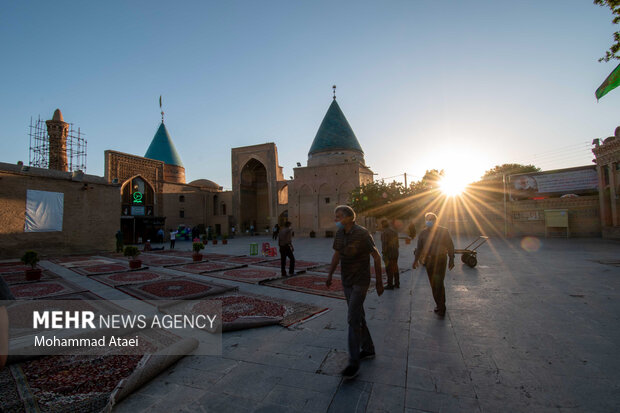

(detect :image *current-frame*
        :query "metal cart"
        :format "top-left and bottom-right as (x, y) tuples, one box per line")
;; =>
(455, 236), (488, 268)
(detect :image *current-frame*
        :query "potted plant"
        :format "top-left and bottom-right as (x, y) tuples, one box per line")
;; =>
(212, 236), (218, 245)
(192, 242), (205, 261)
(124, 246), (142, 269)
(222, 234), (228, 245)
(201, 234), (208, 244)
(309, 230), (316, 238)
(21, 250), (41, 281)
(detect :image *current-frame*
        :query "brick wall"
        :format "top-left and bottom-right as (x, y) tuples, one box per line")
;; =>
(0, 166), (120, 258)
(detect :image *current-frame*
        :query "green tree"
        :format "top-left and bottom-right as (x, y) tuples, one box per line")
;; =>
(595, 0), (620, 62)
(349, 180), (408, 218)
(471, 163), (540, 201)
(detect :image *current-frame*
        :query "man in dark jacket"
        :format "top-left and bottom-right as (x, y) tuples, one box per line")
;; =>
(413, 212), (455, 317)
(380, 219), (400, 289)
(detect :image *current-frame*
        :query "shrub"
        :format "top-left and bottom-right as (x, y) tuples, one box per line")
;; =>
(193, 242), (205, 252)
(123, 246), (140, 259)
(21, 250), (39, 269)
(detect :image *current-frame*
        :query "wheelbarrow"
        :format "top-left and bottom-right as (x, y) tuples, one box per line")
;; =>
(455, 236), (488, 268)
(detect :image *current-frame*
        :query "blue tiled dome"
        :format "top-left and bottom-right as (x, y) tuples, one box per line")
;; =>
(308, 99), (363, 156)
(144, 123), (184, 167)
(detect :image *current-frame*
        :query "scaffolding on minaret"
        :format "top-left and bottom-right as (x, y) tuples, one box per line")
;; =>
(28, 116), (87, 172)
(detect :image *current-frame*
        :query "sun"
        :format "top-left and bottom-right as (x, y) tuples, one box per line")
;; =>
(439, 173), (469, 197)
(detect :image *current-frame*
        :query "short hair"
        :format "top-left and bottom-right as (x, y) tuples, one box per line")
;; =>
(424, 212), (437, 221)
(381, 219), (389, 228)
(334, 205), (356, 220)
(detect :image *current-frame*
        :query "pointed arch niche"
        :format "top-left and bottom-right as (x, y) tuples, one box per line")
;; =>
(240, 158), (269, 232)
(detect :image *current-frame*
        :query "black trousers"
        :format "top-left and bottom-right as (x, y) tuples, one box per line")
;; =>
(279, 244), (295, 275)
(425, 255), (447, 312)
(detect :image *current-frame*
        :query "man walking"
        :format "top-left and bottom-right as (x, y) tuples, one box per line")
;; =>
(413, 212), (455, 317)
(326, 205), (384, 379)
(380, 219), (400, 289)
(278, 222), (295, 277)
(169, 229), (177, 250)
(115, 230), (124, 253)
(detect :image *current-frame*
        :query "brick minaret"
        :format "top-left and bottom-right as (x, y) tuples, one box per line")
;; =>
(46, 109), (69, 171)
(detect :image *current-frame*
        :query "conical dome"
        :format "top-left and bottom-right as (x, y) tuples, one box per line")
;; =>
(144, 123), (184, 167)
(308, 100), (363, 156)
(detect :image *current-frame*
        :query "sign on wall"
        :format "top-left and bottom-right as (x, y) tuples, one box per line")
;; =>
(509, 167), (598, 200)
(24, 190), (64, 232)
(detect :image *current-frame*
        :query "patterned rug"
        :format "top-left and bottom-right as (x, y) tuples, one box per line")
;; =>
(71, 262), (144, 276)
(142, 250), (195, 258)
(169, 262), (246, 274)
(1, 270), (60, 285)
(0, 329), (197, 413)
(0, 262), (39, 274)
(201, 253), (237, 260)
(263, 273), (346, 299)
(172, 291), (328, 329)
(218, 256), (275, 264)
(9, 279), (86, 300)
(90, 270), (179, 288)
(205, 267), (281, 284)
(49, 255), (98, 264)
(255, 259), (323, 271)
(133, 255), (191, 267)
(58, 258), (119, 268)
(117, 277), (236, 302)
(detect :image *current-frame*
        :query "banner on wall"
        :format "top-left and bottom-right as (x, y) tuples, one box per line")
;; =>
(508, 167), (598, 201)
(24, 190), (64, 232)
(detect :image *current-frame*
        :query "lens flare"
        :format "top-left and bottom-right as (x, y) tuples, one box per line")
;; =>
(520, 236), (541, 252)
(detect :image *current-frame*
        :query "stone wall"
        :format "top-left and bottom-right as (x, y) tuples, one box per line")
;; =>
(0, 163), (119, 258)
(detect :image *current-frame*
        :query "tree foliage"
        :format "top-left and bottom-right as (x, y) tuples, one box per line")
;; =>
(595, 0), (620, 62)
(470, 163), (540, 201)
(480, 164), (540, 181)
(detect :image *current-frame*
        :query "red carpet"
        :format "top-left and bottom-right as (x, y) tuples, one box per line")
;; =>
(117, 277), (236, 302)
(90, 270), (179, 287)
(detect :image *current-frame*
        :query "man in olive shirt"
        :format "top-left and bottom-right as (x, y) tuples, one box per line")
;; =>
(413, 212), (455, 317)
(326, 205), (384, 379)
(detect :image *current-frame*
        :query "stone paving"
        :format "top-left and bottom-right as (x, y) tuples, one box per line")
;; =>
(37, 234), (620, 412)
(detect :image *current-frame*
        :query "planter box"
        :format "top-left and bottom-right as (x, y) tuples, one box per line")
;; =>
(212, 240), (218, 245)
(25, 268), (42, 281)
(192, 253), (203, 262)
(129, 259), (142, 269)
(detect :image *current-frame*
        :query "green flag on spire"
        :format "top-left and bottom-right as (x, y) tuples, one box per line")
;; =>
(596, 63), (620, 100)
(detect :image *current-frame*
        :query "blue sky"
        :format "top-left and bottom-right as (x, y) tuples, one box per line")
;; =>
(1, 1), (618, 189)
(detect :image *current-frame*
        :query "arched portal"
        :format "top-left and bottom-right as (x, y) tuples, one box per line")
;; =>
(240, 158), (269, 233)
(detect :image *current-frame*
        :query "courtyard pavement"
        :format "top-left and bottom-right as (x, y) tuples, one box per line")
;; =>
(41, 234), (620, 412)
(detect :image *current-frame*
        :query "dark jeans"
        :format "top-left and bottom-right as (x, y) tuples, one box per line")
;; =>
(272, 232), (279, 240)
(343, 284), (375, 367)
(425, 255), (447, 312)
(116, 240), (123, 253)
(170, 239), (176, 249)
(384, 258), (399, 287)
(279, 244), (295, 275)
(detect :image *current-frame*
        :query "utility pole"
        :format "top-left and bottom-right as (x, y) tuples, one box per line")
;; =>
(404, 172), (407, 189)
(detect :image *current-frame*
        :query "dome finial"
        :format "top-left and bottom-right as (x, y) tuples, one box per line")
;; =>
(159, 95), (164, 123)
(332, 85), (337, 100)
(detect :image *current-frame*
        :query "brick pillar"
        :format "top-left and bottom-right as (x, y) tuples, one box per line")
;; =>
(597, 165), (609, 227)
(609, 162), (618, 226)
(46, 109), (69, 172)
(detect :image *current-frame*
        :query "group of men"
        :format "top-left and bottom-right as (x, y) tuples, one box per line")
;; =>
(325, 206), (455, 379)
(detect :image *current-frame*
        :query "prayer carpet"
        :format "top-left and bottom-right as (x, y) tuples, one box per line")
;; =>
(0, 329), (198, 413)
(263, 273), (345, 299)
(169, 261), (246, 274)
(205, 267), (281, 284)
(90, 270), (179, 288)
(255, 259), (323, 271)
(71, 262), (144, 276)
(117, 277), (236, 302)
(9, 279), (86, 300)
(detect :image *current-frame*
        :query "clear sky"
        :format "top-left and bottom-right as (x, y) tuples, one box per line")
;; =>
(1, 0), (619, 189)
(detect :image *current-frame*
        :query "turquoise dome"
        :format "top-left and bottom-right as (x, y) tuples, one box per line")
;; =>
(144, 123), (184, 167)
(308, 99), (363, 156)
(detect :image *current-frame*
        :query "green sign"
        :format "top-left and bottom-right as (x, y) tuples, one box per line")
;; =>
(133, 191), (143, 204)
